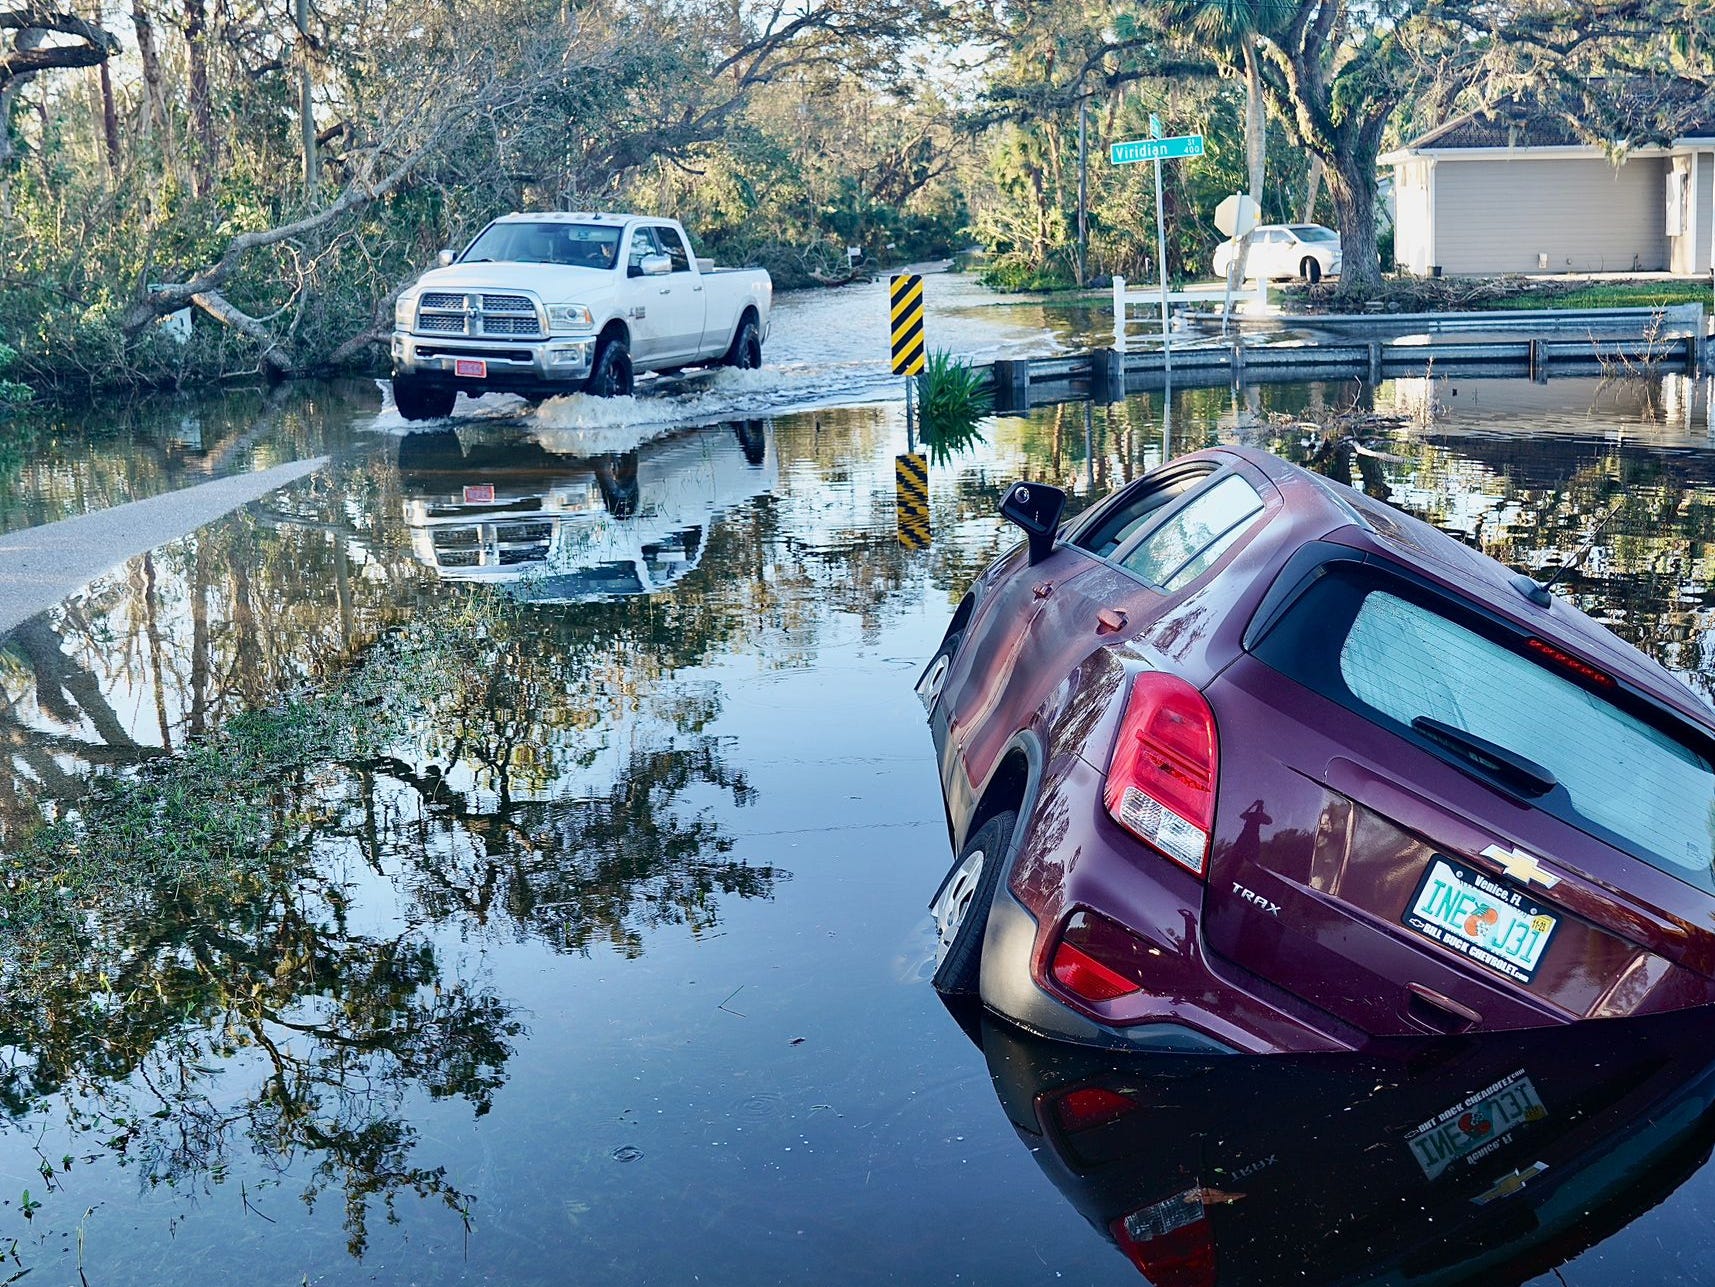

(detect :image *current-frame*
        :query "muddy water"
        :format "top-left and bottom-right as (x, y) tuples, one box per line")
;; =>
(1, 359), (1715, 1284)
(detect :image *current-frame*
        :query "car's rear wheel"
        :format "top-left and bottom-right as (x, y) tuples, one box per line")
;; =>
(916, 630), (962, 716)
(1300, 256), (1322, 285)
(723, 318), (763, 370)
(930, 810), (1016, 998)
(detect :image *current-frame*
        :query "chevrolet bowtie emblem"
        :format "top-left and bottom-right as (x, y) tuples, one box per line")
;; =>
(1481, 843), (1561, 889)
(1472, 1162), (1547, 1206)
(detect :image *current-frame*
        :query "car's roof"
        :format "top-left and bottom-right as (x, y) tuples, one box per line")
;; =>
(493, 211), (661, 226)
(1201, 446), (1713, 725)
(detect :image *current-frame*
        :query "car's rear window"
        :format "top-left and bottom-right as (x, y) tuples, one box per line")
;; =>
(1252, 564), (1715, 888)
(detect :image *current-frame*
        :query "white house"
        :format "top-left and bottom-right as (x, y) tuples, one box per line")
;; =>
(1382, 109), (1715, 277)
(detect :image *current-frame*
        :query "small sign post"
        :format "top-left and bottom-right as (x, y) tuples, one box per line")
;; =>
(890, 273), (926, 453)
(1110, 119), (1205, 374)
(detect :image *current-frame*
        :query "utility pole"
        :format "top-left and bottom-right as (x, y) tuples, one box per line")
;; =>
(1076, 90), (1088, 287)
(298, 0), (316, 196)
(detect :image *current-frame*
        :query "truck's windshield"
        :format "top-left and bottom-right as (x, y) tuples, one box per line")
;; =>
(462, 222), (622, 268)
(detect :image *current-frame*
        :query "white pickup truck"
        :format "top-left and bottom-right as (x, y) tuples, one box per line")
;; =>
(389, 212), (772, 420)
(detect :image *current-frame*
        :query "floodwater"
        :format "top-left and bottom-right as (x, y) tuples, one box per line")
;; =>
(5, 287), (1715, 1283)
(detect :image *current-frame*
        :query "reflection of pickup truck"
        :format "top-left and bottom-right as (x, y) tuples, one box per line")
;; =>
(397, 420), (773, 600)
(389, 213), (773, 421)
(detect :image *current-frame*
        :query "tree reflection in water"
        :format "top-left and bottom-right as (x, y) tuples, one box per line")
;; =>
(0, 510), (782, 1261)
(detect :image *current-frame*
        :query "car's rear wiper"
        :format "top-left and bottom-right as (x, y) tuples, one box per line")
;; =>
(1411, 716), (1558, 798)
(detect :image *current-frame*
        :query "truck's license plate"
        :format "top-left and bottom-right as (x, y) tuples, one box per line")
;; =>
(1403, 857), (1558, 984)
(454, 358), (487, 378)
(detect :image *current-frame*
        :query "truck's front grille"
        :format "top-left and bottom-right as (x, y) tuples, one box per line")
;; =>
(414, 291), (545, 341)
(482, 315), (538, 336)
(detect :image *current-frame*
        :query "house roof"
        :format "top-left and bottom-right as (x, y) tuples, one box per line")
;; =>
(1394, 83), (1715, 156)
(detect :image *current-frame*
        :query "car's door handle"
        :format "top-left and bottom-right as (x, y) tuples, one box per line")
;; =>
(693, 285), (703, 292)
(1032, 581), (1053, 599)
(659, 288), (672, 295)
(1096, 608), (1128, 633)
(1405, 983), (1481, 1034)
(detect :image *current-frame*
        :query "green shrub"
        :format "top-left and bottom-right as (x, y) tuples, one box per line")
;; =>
(915, 349), (991, 464)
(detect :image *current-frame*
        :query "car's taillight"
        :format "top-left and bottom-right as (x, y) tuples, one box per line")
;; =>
(1051, 939), (1139, 1001)
(1049, 1086), (1139, 1135)
(1109, 1192), (1217, 1287)
(1047, 909), (1151, 1003)
(1102, 671), (1218, 878)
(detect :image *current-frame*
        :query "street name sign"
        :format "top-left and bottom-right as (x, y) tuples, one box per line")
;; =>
(1110, 135), (1204, 165)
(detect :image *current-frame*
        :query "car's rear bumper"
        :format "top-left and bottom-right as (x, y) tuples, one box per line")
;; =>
(978, 753), (1359, 1055)
(979, 886), (1240, 1053)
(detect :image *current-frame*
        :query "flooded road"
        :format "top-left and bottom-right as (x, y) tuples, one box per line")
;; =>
(5, 322), (1715, 1283)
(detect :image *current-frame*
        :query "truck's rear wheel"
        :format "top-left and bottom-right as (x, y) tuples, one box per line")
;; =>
(586, 338), (634, 397)
(392, 375), (457, 421)
(722, 319), (762, 370)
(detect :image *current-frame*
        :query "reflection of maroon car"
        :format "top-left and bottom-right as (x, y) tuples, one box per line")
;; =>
(977, 1007), (1715, 1284)
(920, 446), (1715, 1054)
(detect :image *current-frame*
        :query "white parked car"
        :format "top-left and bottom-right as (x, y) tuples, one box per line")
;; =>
(390, 212), (772, 420)
(1212, 223), (1342, 284)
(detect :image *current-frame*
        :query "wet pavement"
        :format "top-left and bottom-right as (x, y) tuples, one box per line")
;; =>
(5, 300), (1715, 1283)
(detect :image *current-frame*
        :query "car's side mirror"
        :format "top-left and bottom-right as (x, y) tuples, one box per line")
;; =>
(436, 249), (455, 268)
(640, 254), (672, 277)
(1000, 481), (1065, 565)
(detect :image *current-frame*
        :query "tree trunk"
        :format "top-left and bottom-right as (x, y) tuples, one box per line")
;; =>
(1301, 153), (1324, 223)
(1232, 42), (1267, 289)
(1327, 151), (1381, 297)
(131, 0), (165, 140)
(183, 0), (216, 194)
(1243, 43), (1265, 211)
(97, 58), (120, 171)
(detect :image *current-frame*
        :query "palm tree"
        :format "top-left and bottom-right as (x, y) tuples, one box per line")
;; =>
(1160, 0), (1293, 274)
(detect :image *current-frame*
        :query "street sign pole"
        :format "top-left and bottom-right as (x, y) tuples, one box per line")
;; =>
(1150, 115), (1172, 375)
(1112, 124), (1202, 372)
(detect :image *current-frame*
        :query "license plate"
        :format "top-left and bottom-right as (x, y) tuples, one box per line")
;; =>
(463, 484), (495, 503)
(454, 358), (487, 378)
(1403, 857), (1558, 984)
(1406, 1069), (1548, 1180)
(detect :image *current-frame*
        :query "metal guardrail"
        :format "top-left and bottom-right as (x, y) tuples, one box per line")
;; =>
(1112, 275), (1272, 354)
(979, 305), (1708, 413)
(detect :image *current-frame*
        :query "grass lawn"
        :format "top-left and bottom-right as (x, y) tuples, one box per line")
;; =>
(1282, 275), (1714, 313)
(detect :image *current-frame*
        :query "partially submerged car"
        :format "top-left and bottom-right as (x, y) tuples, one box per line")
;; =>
(920, 447), (1715, 1054)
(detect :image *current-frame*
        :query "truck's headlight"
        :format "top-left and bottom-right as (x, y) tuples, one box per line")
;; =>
(547, 304), (594, 332)
(394, 294), (417, 329)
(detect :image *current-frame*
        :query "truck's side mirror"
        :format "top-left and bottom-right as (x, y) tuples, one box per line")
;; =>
(640, 254), (672, 277)
(436, 249), (455, 268)
(1000, 481), (1065, 565)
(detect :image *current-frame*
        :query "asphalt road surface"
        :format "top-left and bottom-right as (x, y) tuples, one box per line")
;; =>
(0, 457), (325, 636)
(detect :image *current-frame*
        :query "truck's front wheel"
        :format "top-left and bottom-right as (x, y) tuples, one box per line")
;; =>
(392, 375), (457, 421)
(586, 338), (634, 397)
(722, 319), (762, 370)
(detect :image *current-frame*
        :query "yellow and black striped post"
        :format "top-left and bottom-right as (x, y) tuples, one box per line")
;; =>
(890, 274), (926, 376)
(896, 451), (930, 550)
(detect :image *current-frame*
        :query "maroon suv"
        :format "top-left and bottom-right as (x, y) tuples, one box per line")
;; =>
(920, 447), (1715, 1054)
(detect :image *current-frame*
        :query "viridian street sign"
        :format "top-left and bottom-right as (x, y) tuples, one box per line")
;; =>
(1109, 135), (1204, 165)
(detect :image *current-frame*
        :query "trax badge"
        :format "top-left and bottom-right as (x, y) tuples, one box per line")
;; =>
(1231, 883), (1280, 915)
